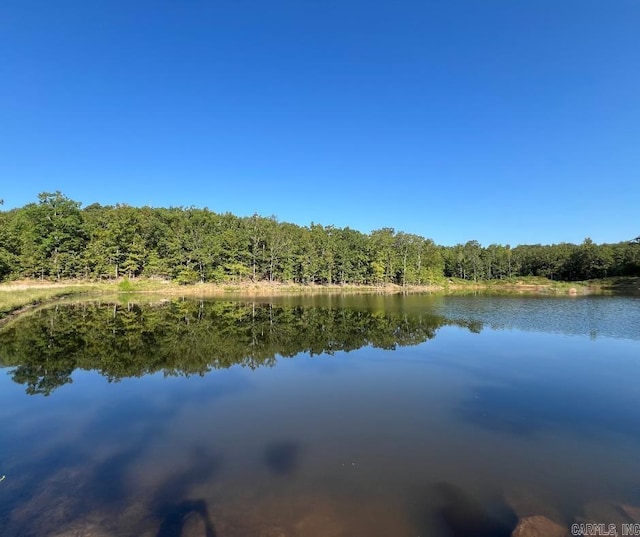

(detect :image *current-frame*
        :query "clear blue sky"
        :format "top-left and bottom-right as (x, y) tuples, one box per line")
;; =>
(1, 0), (638, 246)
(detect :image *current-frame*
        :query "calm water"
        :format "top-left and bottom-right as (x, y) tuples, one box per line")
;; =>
(0, 294), (639, 536)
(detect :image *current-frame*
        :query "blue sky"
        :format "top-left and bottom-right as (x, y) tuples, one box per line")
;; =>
(1, 0), (638, 246)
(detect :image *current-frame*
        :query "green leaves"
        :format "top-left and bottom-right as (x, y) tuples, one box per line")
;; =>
(0, 192), (637, 284)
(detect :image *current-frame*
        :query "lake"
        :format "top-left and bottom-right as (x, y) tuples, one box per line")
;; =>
(1, 294), (639, 536)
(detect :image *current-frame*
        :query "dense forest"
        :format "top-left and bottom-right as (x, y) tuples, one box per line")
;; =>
(0, 192), (638, 284)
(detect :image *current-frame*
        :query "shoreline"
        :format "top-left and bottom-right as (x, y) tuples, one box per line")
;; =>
(0, 276), (636, 325)
(0, 277), (605, 293)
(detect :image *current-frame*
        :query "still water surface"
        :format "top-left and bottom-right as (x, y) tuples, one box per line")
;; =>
(0, 294), (639, 536)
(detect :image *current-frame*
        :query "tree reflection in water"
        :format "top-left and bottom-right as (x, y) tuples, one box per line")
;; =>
(0, 299), (481, 396)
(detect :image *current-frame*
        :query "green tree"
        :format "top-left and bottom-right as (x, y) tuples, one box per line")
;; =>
(2, 191), (639, 285)
(370, 228), (396, 284)
(17, 192), (86, 279)
(0, 209), (20, 279)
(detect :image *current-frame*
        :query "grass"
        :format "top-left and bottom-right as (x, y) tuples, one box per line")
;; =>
(441, 275), (597, 294)
(588, 276), (640, 293)
(1, 275), (636, 322)
(0, 283), (101, 319)
(0, 278), (404, 320)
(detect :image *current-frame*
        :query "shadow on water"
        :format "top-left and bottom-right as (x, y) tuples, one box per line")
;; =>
(264, 441), (303, 476)
(156, 499), (216, 537)
(0, 394), (225, 536)
(81, 443), (222, 536)
(88, 443), (147, 506)
(152, 447), (221, 536)
(434, 482), (516, 537)
(409, 482), (516, 537)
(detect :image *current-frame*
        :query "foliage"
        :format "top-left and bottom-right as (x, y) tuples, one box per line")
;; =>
(118, 278), (134, 292)
(0, 192), (638, 284)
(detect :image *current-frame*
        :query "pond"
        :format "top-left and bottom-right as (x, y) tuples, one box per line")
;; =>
(0, 294), (639, 536)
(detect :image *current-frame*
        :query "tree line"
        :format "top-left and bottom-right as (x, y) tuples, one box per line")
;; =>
(0, 191), (638, 284)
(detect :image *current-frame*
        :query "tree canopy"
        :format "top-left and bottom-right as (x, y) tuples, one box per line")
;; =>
(0, 192), (638, 284)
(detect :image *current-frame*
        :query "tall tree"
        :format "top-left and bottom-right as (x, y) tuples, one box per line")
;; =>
(370, 228), (396, 284)
(18, 192), (86, 279)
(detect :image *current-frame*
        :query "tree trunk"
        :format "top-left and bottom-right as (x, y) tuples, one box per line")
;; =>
(403, 252), (408, 287)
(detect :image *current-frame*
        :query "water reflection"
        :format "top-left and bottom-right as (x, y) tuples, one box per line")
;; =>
(1, 296), (638, 396)
(0, 300), (474, 396)
(0, 296), (639, 536)
(435, 295), (640, 340)
(459, 379), (640, 439)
